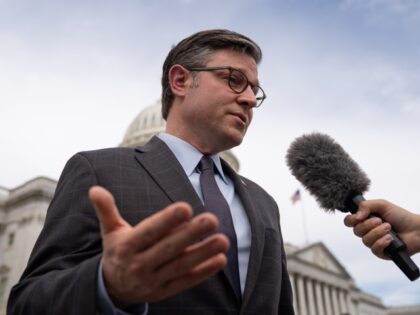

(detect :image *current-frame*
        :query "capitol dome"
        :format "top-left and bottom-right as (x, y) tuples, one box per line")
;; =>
(119, 100), (240, 171)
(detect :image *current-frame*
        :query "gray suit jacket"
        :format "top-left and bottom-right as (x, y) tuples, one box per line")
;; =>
(8, 137), (294, 315)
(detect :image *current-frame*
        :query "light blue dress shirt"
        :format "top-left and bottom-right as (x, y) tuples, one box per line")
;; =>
(158, 133), (251, 294)
(96, 133), (252, 314)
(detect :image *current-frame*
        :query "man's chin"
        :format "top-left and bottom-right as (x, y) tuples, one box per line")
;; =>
(223, 132), (245, 150)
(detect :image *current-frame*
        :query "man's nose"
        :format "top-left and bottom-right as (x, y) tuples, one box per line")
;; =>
(237, 85), (257, 108)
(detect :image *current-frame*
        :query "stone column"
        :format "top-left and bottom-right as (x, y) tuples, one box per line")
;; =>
(306, 279), (316, 315)
(297, 275), (307, 315)
(315, 281), (325, 315)
(331, 287), (340, 315)
(346, 293), (356, 315)
(323, 284), (333, 315)
(339, 289), (348, 314)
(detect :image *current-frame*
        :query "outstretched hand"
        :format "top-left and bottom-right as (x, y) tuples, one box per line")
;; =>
(89, 186), (229, 305)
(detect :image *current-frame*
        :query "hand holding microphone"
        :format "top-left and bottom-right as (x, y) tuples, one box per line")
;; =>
(344, 199), (420, 259)
(286, 132), (420, 281)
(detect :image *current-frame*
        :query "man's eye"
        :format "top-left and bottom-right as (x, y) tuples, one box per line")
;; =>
(221, 74), (230, 82)
(229, 75), (242, 86)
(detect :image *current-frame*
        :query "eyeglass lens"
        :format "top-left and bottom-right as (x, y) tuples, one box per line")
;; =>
(229, 69), (264, 105)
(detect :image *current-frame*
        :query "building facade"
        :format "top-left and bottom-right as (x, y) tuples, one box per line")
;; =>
(286, 242), (389, 315)
(1, 101), (419, 315)
(0, 177), (55, 313)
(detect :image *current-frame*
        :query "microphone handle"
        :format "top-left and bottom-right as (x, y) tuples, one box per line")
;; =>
(350, 195), (419, 281)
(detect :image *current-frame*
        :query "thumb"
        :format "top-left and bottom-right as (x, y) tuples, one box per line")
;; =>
(89, 186), (129, 235)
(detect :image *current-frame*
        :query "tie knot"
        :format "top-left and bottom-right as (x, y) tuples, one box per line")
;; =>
(198, 156), (214, 172)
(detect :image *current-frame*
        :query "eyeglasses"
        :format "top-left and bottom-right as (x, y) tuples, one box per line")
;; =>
(186, 66), (267, 107)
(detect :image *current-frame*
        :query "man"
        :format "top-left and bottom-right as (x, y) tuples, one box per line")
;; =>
(8, 29), (294, 315)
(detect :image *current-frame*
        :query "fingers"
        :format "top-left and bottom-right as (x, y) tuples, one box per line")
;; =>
(141, 234), (228, 302)
(137, 234), (229, 302)
(343, 202), (371, 227)
(133, 213), (225, 275)
(358, 221), (391, 247)
(353, 217), (383, 238)
(371, 235), (393, 259)
(97, 196), (227, 304)
(89, 186), (129, 235)
(128, 202), (195, 252)
(140, 213), (222, 267)
(343, 214), (358, 228)
(153, 234), (229, 281)
(350, 217), (392, 259)
(147, 252), (227, 302)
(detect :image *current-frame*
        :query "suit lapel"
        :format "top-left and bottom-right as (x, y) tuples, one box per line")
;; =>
(134, 136), (205, 214)
(222, 161), (265, 310)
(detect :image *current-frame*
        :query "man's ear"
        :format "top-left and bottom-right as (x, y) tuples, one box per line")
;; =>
(168, 64), (191, 97)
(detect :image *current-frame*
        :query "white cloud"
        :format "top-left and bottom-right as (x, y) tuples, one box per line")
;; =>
(402, 99), (420, 115)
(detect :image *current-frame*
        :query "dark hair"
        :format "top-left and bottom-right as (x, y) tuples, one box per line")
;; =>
(161, 29), (262, 119)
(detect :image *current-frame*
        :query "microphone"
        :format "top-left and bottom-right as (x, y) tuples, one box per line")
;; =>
(286, 132), (419, 281)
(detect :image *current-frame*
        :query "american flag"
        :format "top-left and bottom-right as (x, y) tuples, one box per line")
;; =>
(291, 189), (301, 204)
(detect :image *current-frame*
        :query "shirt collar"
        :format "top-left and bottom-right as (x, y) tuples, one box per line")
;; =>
(158, 133), (228, 184)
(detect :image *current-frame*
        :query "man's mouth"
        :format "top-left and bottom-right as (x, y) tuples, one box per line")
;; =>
(230, 112), (247, 125)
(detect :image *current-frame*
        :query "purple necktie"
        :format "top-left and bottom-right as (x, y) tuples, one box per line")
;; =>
(198, 156), (241, 300)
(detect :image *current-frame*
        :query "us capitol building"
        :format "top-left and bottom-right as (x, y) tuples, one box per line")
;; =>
(1, 101), (419, 315)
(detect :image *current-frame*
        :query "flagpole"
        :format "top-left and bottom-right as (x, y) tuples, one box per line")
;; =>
(299, 195), (309, 245)
(291, 189), (310, 245)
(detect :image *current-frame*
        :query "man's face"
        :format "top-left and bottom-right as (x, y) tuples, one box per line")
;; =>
(176, 49), (259, 154)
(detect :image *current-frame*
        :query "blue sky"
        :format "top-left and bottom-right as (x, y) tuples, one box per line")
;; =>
(1, 0), (419, 307)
